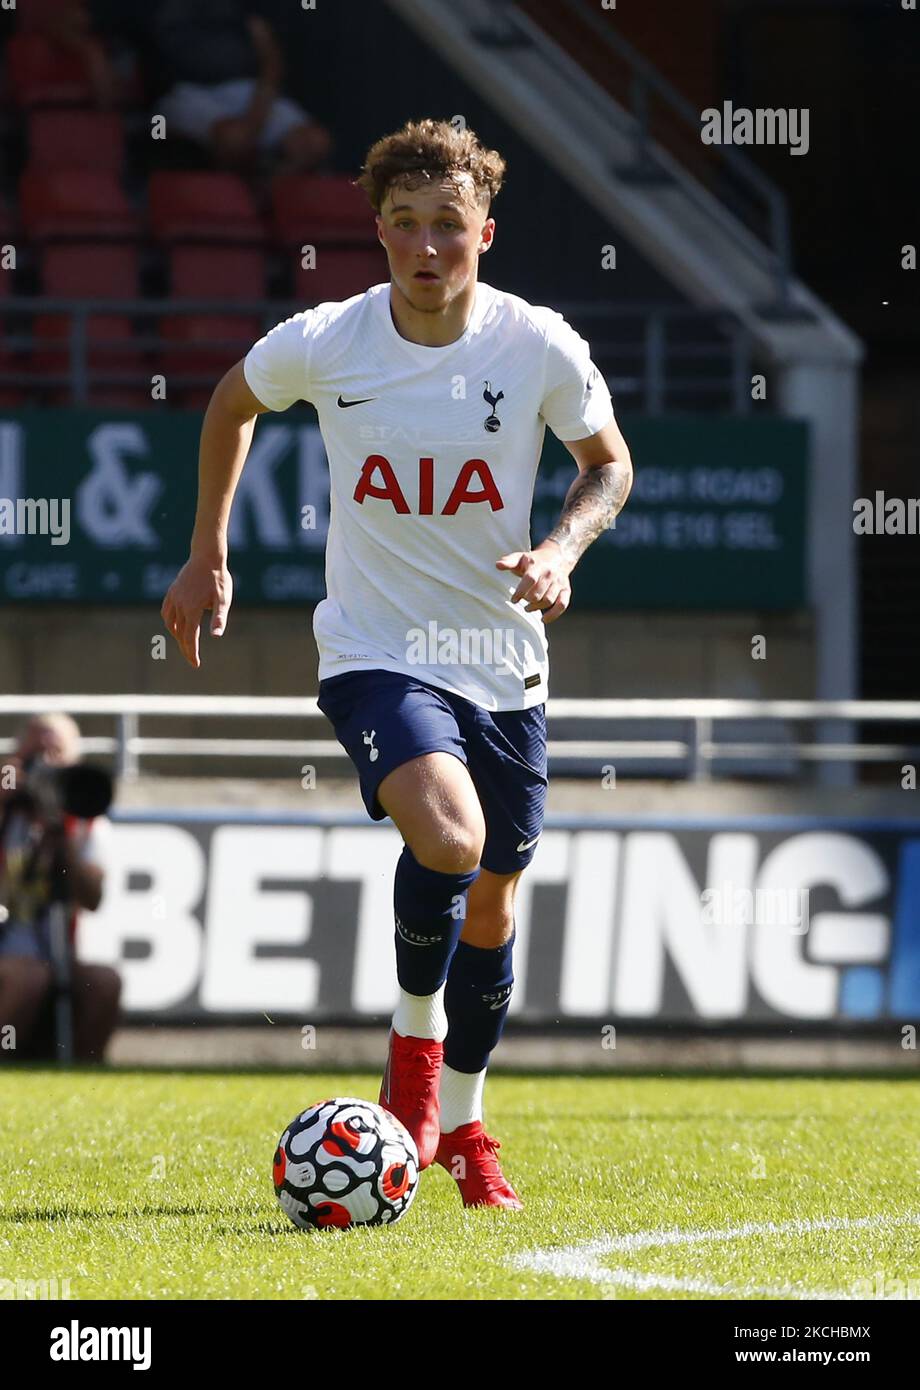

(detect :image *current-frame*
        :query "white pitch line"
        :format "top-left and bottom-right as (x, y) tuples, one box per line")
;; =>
(510, 1212), (920, 1300)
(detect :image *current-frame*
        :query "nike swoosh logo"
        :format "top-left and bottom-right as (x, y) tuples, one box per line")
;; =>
(337, 395), (378, 408)
(516, 836), (541, 852)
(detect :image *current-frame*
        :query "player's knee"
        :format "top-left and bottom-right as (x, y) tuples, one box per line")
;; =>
(414, 817), (484, 874)
(467, 884), (515, 929)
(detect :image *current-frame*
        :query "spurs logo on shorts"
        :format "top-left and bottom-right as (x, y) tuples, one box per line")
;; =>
(362, 730), (379, 762)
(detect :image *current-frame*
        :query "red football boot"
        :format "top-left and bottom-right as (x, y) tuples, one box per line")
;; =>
(434, 1120), (523, 1208)
(378, 1028), (443, 1169)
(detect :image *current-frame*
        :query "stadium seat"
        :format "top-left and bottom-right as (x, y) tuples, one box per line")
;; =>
(27, 110), (125, 173)
(294, 249), (389, 304)
(148, 173), (264, 245)
(46, 385), (153, 408)
(32, 313), (144, 382)
(168, 246), (266, 301)
(272, 174), (378, 248)
(177, 388), (223, 412)
(4, 33), (94, 109)
(41, 244), (139, 299)
(30, 312), (150, 405)
(0, 271), (24, 406)
(156, 315), (262, 400)
(0, 371), (26, 407)
(20, 170), (138, 241)
(33, 247), (145, 400)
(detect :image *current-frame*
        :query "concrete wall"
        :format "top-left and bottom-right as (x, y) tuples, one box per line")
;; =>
(1, 604), (814, 699)
(0, 603), (815, 741)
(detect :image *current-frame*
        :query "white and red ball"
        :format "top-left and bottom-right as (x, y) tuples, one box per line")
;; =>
(273, 1097), (419, 1230)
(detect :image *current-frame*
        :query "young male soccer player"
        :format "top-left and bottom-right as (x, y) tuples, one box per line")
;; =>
(162, 118), (633, 1208)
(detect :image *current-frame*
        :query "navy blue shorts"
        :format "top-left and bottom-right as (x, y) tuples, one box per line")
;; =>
(316, 669), (548, 875)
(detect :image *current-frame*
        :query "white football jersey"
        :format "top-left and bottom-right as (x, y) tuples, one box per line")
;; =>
(243, 280), (614, 710)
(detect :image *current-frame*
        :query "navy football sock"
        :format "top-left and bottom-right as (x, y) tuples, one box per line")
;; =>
(443, 929), (515, 1075)
(393, 846), (480, 997)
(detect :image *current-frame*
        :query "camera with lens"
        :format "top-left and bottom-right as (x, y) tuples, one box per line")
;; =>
(0, 758), (114, 927)
(5, 757), (114, 827)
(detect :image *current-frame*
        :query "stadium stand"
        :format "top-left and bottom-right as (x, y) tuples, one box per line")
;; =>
(26, 107), (125, 172)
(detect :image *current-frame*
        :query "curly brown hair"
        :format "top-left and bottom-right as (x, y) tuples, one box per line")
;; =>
(355, 118), (506, 214)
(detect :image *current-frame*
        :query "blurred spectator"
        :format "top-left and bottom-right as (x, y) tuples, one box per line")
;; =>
(0, 713), (120, 1065)
(24, 0), (133, 109)
(145, 0), (332, 173)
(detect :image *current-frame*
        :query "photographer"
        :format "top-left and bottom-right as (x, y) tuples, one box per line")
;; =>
(0, 714), (120, 1064)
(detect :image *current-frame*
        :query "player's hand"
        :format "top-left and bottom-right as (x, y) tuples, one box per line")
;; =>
(496, 541), (572, 624)
(161, 555), (233, 669)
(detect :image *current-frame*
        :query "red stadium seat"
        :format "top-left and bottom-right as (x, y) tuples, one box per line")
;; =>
(4, 33), (94, 109)
(33, 313), (138, 355)
(156, 314), (262, 397)
(175, 388), (227, 411)
(27, 110), (125, 173)
(148, 173), (264, 244)
(0, 271), (23, 405)
(46, 386), (154, 408)
(272, 174), (378, 248)
(32, 313), (145, 381)
(294, 249), (389, 303)
(32, 245), (146, 396)
(163, 250), (264, 402)
(168, 246), (265, 300)
(20, 170), (138, 241)
(41, 244), (139, 299)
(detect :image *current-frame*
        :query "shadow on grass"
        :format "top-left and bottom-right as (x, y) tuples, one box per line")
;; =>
(0, 1201), (268, 1224)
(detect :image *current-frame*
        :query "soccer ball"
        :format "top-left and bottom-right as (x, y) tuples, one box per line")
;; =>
(273, 1097), (420, 1230)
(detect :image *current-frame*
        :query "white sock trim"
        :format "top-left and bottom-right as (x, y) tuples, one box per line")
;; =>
(439, 1062), (487, 1132)
(392, 983), (447, 1042)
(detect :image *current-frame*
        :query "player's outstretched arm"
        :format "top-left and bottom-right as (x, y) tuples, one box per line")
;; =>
(161, 361), (270, 668)
(545, 418), (633, 567)
(496, 418), (633, 624)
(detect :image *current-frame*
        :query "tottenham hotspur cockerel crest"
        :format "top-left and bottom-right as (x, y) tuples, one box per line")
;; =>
(483, 381), (504, 433)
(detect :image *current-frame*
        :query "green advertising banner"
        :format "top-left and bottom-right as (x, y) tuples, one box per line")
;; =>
(0, 409), (808, 609)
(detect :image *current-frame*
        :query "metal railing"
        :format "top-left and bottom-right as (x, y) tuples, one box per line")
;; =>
(1, 696), (918, 783)
(503, 0), (799, 314)
(0, 297), (758, 415)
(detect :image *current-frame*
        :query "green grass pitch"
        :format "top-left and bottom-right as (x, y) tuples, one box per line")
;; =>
(1, 1070), (917, 1301)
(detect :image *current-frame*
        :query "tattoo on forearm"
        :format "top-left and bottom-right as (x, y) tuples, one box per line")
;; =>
(544, 461), (632, 567)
